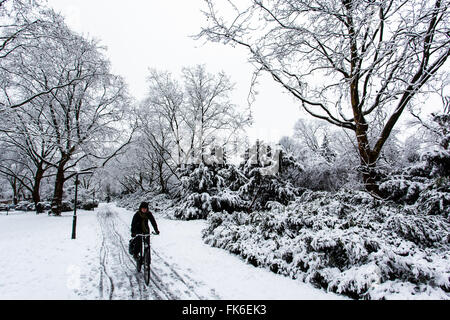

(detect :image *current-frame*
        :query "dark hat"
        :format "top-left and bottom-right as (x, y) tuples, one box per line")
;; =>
(139, 202), (149, 210)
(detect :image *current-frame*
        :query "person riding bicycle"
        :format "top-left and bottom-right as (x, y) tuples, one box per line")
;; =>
(130, 201), (160, 261)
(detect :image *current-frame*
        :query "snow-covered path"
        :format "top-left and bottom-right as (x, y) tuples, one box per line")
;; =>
(94, 207), (220, 299)
(0, 203), (346, 300)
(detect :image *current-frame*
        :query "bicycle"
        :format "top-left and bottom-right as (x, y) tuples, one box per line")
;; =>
(133, 232), (158, 285)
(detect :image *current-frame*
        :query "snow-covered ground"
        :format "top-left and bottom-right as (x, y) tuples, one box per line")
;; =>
(0, 208), (100, 299)
(0, 203), (346, 300)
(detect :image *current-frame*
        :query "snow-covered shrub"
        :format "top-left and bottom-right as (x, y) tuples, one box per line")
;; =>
(114, 190), (150, 210)
(293, 156), (352, 191)
(172, 161), (251, 219)
(174, 192), (212, 220)
(173, 164), (222, 219)
(210, 189), (249, 213)
(202, 189), (450, 300)
(237, 145), (303, 211)
(378, 112), (450, 215)
(379, 176), (427, 204)
(178, 164), (220, 196)
(81, 200), (99, 211)
(423, 113), (450, 178)
(414, 182), (450, 218)
(114, 190), (174, 218)
(237, 169), (299, 211)
(367, 280), (449, 300)
(173, 143), (304, 219)
(379, 173), (449, 218)
(384, 214), (448, 247)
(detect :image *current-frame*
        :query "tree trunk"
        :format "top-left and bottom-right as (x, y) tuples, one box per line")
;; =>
(32, 164), (44, 205)
(51, 159), (67, 216)
(12, 178), (18, 205)
(158, 162), (167, 194)
(360, 160), (380, 195)
(354, 127), (382, 196)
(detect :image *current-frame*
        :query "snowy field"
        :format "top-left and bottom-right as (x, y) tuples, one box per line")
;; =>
(0, 203), (346, 300)
(0, 208), (100, 299)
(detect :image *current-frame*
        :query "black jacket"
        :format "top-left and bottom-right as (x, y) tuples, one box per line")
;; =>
(131, 210), (159, 236)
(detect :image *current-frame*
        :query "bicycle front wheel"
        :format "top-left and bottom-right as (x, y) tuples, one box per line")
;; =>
(143, 249), (151, 285)
(136, 255), (142, 272)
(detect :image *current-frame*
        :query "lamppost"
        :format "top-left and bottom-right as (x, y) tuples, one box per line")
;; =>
(71, 169), (93, 240)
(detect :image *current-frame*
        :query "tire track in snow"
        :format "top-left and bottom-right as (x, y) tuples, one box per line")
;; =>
(98, 214), (115, 300)
(112, 207), (221, 300)
(110, 212), (171, 299)
(109, 210), (183, 299)
(104, 215), (139, 299)
(97, 208), (169, 300)
(151, 249), (218, 299)
(97, 210), (150, 299)
(108, 214), (164, 300)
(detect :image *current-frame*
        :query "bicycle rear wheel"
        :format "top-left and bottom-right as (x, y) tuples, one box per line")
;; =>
(143, 249), (151, 285)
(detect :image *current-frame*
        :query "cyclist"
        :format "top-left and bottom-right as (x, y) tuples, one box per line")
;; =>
(130, 201), (160, 261)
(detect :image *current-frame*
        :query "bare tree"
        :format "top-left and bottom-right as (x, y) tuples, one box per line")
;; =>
(144, 69), (186, 167)
(279, 136), (301, 155)
(0, 100), (57, 204)
(293, 119), (329, 154)
(0, 147), (28, 203)
(134, 65), (250, 195)
(182, 64), (250, 164)
(0, 3), (93, 111)
(0, 0), (44, 59)
(142, 115), (175, 194)
(6, 17), (133, 214)
(199, 0), (450, 195)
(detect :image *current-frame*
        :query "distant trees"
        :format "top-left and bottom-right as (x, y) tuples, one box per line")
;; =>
(143, 69), (185, 167)
(0, 149), (28, 203)
(142, 65), (248, 166)
(182, 65), (248, 163)
(199, 0), (450, 196)
(411, 99), (450, 178)
(279, 119), (360, 191)
(136, 107), (176, 194)
(0, 104), (56, 204)
(122, 65), (250, 195)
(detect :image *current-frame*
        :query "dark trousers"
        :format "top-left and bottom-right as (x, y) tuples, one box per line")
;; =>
(133, 235), (149, 256)
(133, 236), (142, 256)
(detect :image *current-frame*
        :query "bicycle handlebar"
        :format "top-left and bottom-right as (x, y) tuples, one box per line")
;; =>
(132, 232), (159, 239)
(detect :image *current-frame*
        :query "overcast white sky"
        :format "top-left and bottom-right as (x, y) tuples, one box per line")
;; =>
(46, 0), (302, 144)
